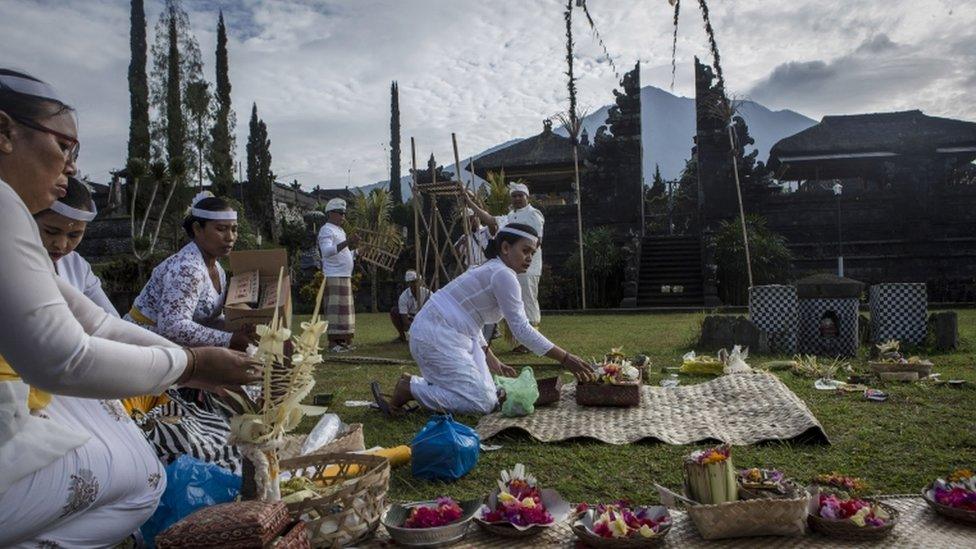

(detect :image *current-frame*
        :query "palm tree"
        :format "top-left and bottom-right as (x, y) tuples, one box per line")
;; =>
(347, 187), (401, 313)
(481, 170), (511, 215)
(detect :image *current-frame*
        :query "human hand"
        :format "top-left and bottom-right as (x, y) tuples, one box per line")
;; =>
(347, 234), (361, 249)
(179, 347), (262, 392)
(561, 353), (595, 380)
(229, 324), (257, 351)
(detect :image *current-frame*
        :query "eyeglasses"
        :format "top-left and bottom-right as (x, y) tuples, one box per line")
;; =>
(9, 113), (80, 163)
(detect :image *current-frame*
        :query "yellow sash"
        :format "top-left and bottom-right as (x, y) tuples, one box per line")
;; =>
(127, 306), (156, 327)
(0, 355), (51, 411)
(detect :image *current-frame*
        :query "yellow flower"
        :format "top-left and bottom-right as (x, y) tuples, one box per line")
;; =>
(638, 524), (656, 538)
(498, 492), (518, 505)
(521, 497), (536, 509)
(950, 469), (974, 482)
(609, 515), (629, 538)
(850, 507), (870, 527)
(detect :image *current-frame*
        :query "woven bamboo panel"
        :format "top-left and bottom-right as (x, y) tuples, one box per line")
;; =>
(477, 373), (829, 446)
(362, 496), (976, 547)
(356, 228), (403, 272)
(415, 179), (463, 196)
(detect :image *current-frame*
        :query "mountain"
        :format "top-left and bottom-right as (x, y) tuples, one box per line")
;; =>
(356, 85), (816, 195)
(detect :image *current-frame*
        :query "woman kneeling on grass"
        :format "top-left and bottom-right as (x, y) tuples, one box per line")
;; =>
(371, 223), (591, 415)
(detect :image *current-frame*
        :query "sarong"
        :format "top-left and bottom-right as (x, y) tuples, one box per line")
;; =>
(325, 276), (355, 335)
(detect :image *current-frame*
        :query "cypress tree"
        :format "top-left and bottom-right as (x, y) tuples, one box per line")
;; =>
(389, 81), (402, 203)
(127, 0), (150, 164)
(165, 12), (185, 179)
(210, 10), (235, 197)
(246, 103), (275, 238)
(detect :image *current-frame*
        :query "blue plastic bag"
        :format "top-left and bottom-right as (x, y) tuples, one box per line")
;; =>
(411, 414), (480, 481)
(141, 455), (242, 547)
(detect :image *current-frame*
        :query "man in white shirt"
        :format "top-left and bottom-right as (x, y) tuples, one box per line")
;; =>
(454, 208), (491, 271)
(317, 198), (360, 351)
(389, 269), (431, 342)
(465, 182), (544, 352)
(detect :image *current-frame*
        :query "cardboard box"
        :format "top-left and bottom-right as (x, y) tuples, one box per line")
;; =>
(226, 269), (259, 306)
(224, 249), (292, 330)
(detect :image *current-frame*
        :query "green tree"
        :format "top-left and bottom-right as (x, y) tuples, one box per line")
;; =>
(209, 10), (236, 197)
(127, 0), (150, 165)
(566, 227), (625, 307)
(712, 214), (792, 305)
(389, 81), (402, 203)
(481, 170), (511, 215)
(246, 103), (276, 240)
(347, 188), (401, 313)
(185, 80), (211, 190)
(149, 0), (204, 173)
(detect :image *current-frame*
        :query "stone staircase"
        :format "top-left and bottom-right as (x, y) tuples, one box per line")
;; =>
(637, 235), (705, 307)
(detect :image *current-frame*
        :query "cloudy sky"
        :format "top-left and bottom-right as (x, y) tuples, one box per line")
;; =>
(3, 0), (973, 189)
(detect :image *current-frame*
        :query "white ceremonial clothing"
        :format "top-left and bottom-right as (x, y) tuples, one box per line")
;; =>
(398, 287), (432, 316)
(455, 226), (490, 271)
(496, 205), (544, 324)
(317, 222), (355, 277)
(495, 204), (544, 276)
(0, 177), (183, 543)
(56, 251), (118, 318)
(0, 392), (165, 548)
(407, 259), (555, 414)
(126, 242), (232, 347)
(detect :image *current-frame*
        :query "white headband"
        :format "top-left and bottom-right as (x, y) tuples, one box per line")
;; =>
(188, 190), (237, 221)
(191, 207), (237, 220)
(0, 74), (66, 104)
(498, 226), (538, 245)
(50, 199), (97, 222)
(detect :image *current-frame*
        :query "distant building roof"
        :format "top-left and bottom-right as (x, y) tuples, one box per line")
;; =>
(769, 110), (976, 180)
(770, 110), (976, 161)
(472, 120), (587, 176)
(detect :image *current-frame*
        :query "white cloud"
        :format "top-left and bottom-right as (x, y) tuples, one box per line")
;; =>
(2, 0), (974, 189)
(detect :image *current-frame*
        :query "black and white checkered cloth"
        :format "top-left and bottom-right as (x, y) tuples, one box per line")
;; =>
(749, 285), (798, 355)
(869, 283), (927, 345)
(798, 297), (859, 357)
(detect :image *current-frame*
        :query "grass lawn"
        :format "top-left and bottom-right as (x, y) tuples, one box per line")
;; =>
(299, 309), (976, 504)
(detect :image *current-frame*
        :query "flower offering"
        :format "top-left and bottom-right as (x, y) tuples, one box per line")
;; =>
(403, 497), (464, 528)
(574, 502), (671, 539)
(683, 445), (737, 504)
(816, 493), (891, 528)
(931, 469), (976, 511)
(811, 473), (868, 496)
(481, 464), (554, 527)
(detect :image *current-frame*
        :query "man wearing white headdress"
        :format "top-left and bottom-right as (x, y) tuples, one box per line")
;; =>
(317, 197), (360, 351)
(464, 182), (544, 352)
(454, 207), (491, 271)
(389, 270), (431, 342)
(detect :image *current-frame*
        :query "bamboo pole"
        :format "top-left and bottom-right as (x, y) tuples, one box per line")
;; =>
(572, 142), (587, 309)
(409, 138), (425, 307)
(727, 124), (753, 288)
(452, 133), (475, 269)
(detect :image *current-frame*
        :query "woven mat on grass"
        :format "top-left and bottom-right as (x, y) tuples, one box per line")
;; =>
(363, 496), (976, 547)
(476, 372), (828, 445)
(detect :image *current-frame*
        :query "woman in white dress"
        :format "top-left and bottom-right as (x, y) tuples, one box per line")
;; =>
(0, 68), (259, 547)
(372, 223), (592, 415)
(34, 176), (117, 316)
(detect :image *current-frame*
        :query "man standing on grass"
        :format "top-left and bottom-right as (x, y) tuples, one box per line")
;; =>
(390, 270), (431, 342)
(318, 198), (360, 352)
(464, 182), (544, 353)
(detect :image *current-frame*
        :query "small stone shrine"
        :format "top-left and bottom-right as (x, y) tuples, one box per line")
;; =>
(749, 285), (799, 355)
(797, 274), (864, 358)
(869, 283), (928, 346)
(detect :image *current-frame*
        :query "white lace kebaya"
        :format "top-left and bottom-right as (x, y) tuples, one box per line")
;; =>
(126, 242), (232, 347)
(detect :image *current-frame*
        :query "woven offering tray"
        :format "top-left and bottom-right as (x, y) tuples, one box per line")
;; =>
(808, 500), (899, 540)
(575, 381), (641, 407)
(923, 483), (976, 525)
(571, 506), (672, 547)
(869, 360), (933, 377)
(535, 376), (564, 406)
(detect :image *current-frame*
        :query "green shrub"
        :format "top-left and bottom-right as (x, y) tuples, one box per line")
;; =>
(712, 214), (792, 305)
